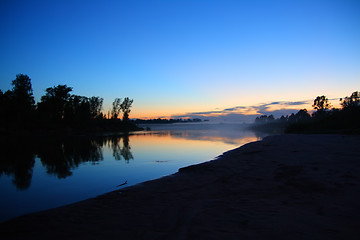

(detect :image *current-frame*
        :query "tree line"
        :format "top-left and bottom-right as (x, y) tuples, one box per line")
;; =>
(0, 74), (138, 133)
(253, 91), (360, 133)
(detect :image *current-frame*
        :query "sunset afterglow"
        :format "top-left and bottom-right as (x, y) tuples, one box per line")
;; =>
(1, 0), (359, 121)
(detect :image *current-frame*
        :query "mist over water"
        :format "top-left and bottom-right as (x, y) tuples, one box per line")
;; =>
(0, 123), (267, 222)
(140, 122), (267, 144)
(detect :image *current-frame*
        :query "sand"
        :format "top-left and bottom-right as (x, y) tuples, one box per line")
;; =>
(1, 134), (360, 240)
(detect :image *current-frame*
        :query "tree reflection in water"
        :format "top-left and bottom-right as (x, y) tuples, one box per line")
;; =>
(109, 135), (133, 163)
(0, 138), (35, 190)
(0, 135), (133, 189)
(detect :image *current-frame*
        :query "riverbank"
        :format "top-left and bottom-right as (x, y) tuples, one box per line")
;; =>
(0, 120), (143, 139)
(1, 134), (360, 240)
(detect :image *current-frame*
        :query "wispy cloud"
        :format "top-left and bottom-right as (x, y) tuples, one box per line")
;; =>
(283, 101), (310, 106)
(172, 100), (314, 122)
(223, 106), (247, 111)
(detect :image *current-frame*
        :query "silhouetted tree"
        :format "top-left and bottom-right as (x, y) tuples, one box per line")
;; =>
(0, 90), (5, 123)
(288, 113), (296, 122)
(111, 98), (122, 119)
(12, 74), (35, 106)
(296, 109), (311, 122)
(287, 109), (311, 123)
(0, 90), (14, 123)
(312, 95), (331, 110)
(37, 85), (73, 122)
(0, 74), (35, 125)
(0, 90), (3, 112)
(120, 97), (133, 122)
(255, 115), (274, 123)
(64, 95), (91, 123)
(1, 74), (141, 132)
(279, 115), (288, 122)
(340, 91), (360, 109)
(312, 95), (332, 119)
(11, 74), (35, 122)
(250, 91), (360, 134)
(89, 96), (104, 119)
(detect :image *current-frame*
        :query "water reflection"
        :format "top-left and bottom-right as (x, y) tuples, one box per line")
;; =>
(142, 123), (269, 145)
(0, 138), (35, 190)
(0, 135), (133, 189)
(0, 124), (268, 190)
(108, 135), (133, 162)
(1, 124), (271, 223)
(37, 137), (104, 179)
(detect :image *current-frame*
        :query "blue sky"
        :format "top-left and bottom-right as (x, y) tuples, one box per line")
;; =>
(1, 0), (359, 120)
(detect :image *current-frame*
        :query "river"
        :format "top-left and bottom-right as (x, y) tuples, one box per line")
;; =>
(0, 122), (268, 222)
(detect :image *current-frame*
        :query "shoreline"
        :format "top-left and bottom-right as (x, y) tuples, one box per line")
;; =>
(1, 134), (360, 239)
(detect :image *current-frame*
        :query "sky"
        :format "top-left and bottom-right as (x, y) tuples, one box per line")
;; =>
(1, 0), (359, 121)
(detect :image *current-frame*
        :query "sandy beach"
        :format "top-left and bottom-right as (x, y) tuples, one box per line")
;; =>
(1, 134), (360, 240)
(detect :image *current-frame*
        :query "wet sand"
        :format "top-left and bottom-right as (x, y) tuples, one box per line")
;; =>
(1, 134), (360, 240)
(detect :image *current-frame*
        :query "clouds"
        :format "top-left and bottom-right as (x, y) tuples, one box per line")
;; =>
(172, 100), (313, 122)
(254, 100), (311, 114)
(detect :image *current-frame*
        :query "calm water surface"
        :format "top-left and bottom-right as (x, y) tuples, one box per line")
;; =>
(0, 123), (267, 222)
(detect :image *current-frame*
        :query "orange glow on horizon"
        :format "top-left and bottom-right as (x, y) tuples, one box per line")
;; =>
(110, 97), (345, 120)
(129, 131), (258, 149)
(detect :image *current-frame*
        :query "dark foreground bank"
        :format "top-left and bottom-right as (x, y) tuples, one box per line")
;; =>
(1, 134), (360, 240)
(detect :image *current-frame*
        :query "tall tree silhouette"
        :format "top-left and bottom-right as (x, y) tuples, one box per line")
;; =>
(111, 98), (122, 119)
(89, 96), (104, 119)
(37, 85), (73, 122)
(340, 91), (360, 108)
(64, 95), (91, 123)
(312, 95), (331, 111)
(11, 74), (35, 122)
(120, 97), (133, 122)
(288, 109), (310, 123)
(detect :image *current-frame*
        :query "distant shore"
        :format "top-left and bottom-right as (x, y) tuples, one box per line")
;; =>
(1, 134), (360, 240)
